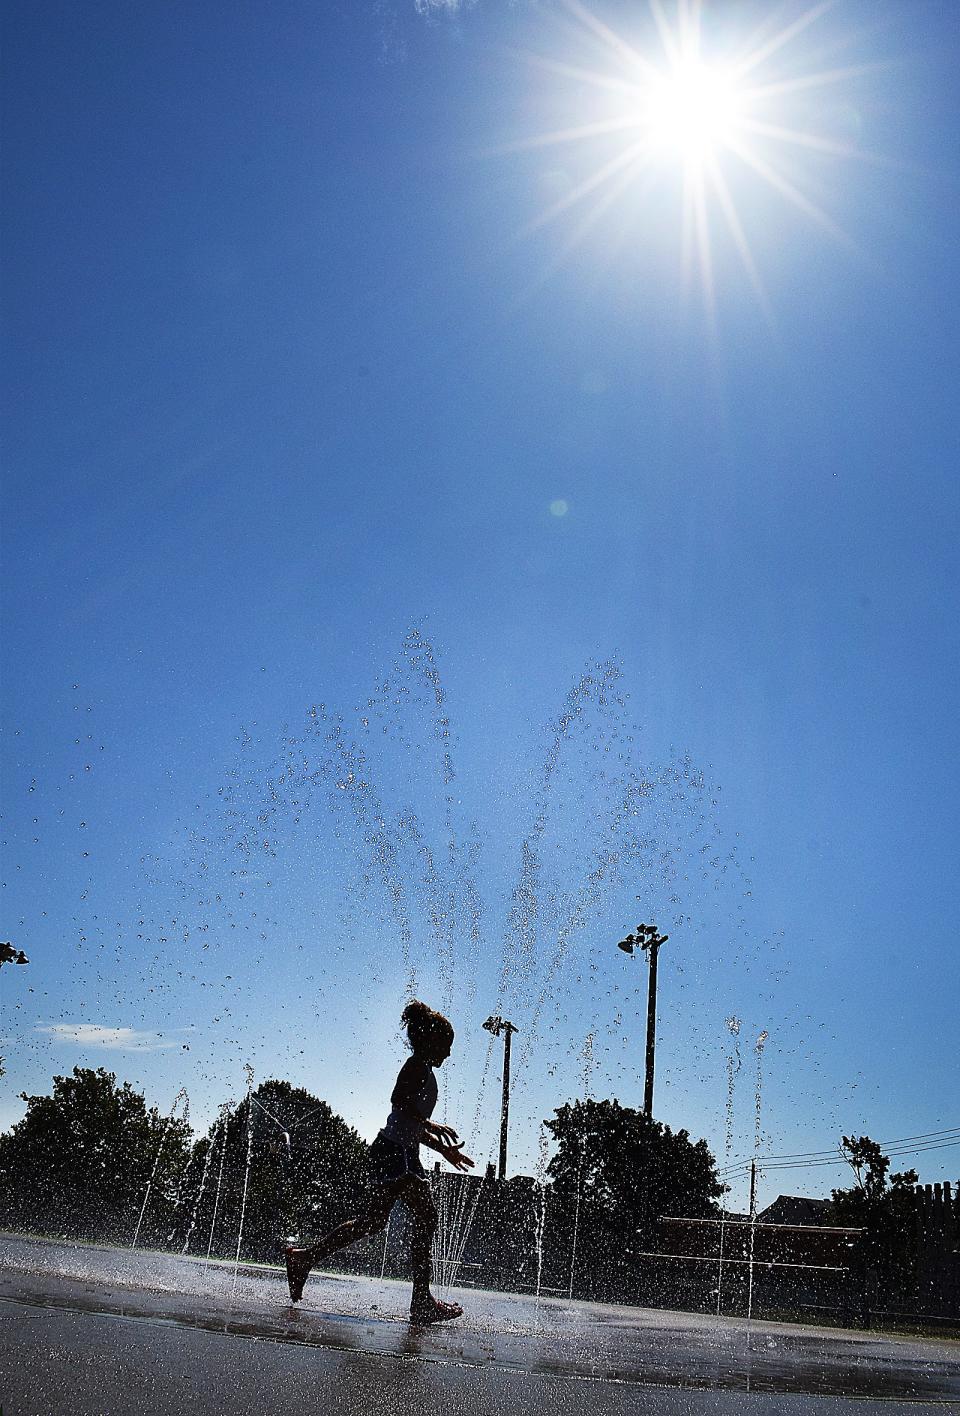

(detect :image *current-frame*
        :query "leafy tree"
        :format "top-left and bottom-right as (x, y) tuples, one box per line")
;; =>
(468, 1174), (545, 1293)
(833, 1135), (918, 1208)
(541, 1098), (723, 1302)
(0, 1067), (192, 1245)
(180, 1080), (369, 1265)
(830, 1134), (919, 1306)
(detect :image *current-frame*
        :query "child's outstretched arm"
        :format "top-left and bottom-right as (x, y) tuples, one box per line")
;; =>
(422, 1128), (475, 1172)
(391, 1059), (474, 1170)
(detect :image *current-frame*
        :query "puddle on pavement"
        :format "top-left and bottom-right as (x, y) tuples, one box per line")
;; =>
(2, 1284), (958, 1401)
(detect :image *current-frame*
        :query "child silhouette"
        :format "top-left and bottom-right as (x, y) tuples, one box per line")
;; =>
(285, 999), (473, 1323)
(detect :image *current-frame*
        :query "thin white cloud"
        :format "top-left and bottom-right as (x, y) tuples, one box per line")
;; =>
(414, 0), (471, 14)
(35, 1024), (182, 1053)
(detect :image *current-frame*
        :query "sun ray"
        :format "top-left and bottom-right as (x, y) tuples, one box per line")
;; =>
(562, 0), (663, 84)
(519, 161), (665, 305)
(504, 0), (878, 316)
(738, 117), (861, 160)
(514, 50), (649, 98)
(649, 0), (687, 71)
(740, 118), (908, 173)
(688, 162), (717, 326)
(520, 140), (651, 239)
(681, 167), (696, 301)
(742, 59), (891, 104)
(729, 1), (836, 82)
(705, 157), (773, 324)
(724, 134), (856, 250)
(488, 114), (648, 159)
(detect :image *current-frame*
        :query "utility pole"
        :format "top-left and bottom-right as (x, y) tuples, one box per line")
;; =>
(617, 922), (669, 1119)
(483, 1015), (518, 1180)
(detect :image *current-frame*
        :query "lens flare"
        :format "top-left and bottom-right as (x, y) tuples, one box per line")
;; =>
(506, 1), (883, 317)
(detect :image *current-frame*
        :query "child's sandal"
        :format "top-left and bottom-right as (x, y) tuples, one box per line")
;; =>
(410, 1297), (463, 1324)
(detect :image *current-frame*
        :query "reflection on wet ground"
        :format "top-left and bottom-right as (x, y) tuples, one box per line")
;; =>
(1, 1233), (958, 1401)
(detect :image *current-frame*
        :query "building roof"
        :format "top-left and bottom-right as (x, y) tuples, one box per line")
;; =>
(758, 1194), (831, 1226)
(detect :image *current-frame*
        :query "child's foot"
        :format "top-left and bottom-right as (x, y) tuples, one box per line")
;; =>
(284, 1245), (312, 1303)
(409, 1296), (463, 1325)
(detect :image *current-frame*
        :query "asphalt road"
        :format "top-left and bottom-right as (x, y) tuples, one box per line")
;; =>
(3, 1300), (958, 1416)
(1, 1234), (958, 1414)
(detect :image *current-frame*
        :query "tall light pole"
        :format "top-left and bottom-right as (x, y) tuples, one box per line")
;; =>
(617, 923), (668, 1119)
(483, 1015), (518, 1180)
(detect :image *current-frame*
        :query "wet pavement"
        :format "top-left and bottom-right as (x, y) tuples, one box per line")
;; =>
(1, 1233), (958, 1412)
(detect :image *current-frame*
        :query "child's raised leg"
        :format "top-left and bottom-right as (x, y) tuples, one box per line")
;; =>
(284, 1184), (395, 1302)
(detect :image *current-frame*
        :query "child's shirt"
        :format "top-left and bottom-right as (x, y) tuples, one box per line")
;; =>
(382, 1056), (438, 1151)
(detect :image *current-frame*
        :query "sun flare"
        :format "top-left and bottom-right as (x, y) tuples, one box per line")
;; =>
(511, 0), (877, 315)
(644, 60), (744, 164)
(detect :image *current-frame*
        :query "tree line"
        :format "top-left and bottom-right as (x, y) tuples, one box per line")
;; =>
(1, 1066), (938, 1314)
(0, 1068), (723, 1290)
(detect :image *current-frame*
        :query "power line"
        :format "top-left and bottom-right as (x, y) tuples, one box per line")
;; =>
(721, 1136), (960, 1178)
(723, 1125), (960, 1170)
(762, 1143), (960, 1173)
(884, 1139), (960, 1158)
(878, 1126), (960, 1147)
(719, 1125), (960, 1175)
(719, 1148), (840, 1172)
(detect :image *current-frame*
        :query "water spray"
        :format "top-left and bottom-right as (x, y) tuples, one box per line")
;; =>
(746, 1030), (769, 1321)
(205, 1102), (233, 1260)
(232, 1064), (255, 1293)
(716, 1017), (742, 1316)
(131, 1088), (189, 1251)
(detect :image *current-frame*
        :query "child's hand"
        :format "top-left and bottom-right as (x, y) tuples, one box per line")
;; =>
(441, 1143), (475, 1172)
(431, 1122), (460, 1146)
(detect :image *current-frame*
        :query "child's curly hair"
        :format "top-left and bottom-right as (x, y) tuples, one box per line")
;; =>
(401, 998), (454, 1051)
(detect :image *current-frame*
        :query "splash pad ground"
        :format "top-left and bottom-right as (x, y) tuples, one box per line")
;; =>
(1, 1233), (958, 1411)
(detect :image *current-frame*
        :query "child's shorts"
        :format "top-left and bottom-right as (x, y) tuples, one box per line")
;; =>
(369, 1130), (426, 1185)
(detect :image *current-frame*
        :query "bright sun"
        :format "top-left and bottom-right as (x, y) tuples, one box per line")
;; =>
(511, 0), (873, 314)
(644, 60), (744, 163)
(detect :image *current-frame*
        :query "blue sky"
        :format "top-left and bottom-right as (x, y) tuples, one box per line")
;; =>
(2, 0), (959, 1211)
